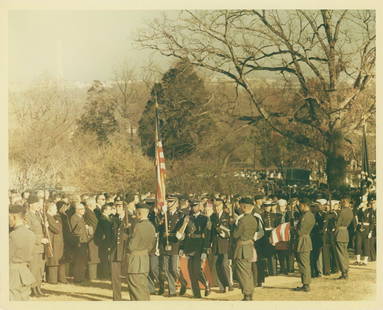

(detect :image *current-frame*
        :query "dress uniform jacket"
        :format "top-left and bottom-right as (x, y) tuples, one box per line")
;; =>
(233, 214), (258, 259)
(127, 219), (156, 273)
(46, 214), (64, 266)
(9, 224), (36, 300)
(211, 211), (231, 255)
(182, 214), (210, 255)
(110, 215), (128, 261)
(295, 211), (315, 252)
(159, 209), (184, 255)
(335, 207), (353, 243)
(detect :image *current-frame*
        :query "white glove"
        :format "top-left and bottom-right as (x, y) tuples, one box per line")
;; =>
(162, 204), (168, 213)
(179, 249), (184, 257)
(368, 232), (372, 239)
(201, 253), (207, 261)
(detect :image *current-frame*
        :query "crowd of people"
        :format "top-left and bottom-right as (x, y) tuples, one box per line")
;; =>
(8, 186), (376, 301)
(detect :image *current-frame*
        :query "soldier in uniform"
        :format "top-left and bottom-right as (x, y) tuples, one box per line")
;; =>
(9, 204), (36, 301)
(252, 194), (266, 288)
(211, 198), (232, 292)
(110, 200), (129, 301)
(147, 200), (165, 295)
(70, 202), (92, 283)
(25, 194), (49, 297)
(310, 203), (324, 277)
(126, 202), (156, 301)
(179, 201), (211, 298)
(293, 199), (315, 292)
(261, 199), (278, 276)
(159, 198), (187, 297)
(233, 197), (258, 301)
(334, 197), (354, 280)
(46, 202), (64, 284)
(353, 199), (373, 265)
(368, 196), (376, 261)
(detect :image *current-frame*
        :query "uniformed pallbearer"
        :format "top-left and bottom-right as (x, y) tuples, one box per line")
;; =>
(335, 197), (354, 279)
(293, 199), (315, 292)
(126, 202), (156, 301)
(233, 198), (258, 301)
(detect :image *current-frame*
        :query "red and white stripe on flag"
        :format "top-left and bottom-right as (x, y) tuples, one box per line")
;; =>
(155, 138), (166, 208)
(270, 222), (290, 246)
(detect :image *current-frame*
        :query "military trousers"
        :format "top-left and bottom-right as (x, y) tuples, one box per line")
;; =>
(215, 253), (231, 289)
(335, 242), (349, 274)
(277, 250), (289, 274)
(368, 237), (376, 261)
(73, 243), (88, 283)
(29, 253), (45, 288)
(296, 251), (311, 285)
(111, 261), (122, 300)
(355, 230), (370, 257)
(187, 253), (209, 298)
(251, 260), (265, 286)
(162, 254), (186, 295)
(127, 273), (150, 301)
(148, 254), (163, 294)
(235, 257), (254, 296)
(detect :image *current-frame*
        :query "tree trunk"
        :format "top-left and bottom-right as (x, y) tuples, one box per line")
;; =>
(326, 152), (347, 189)
(325, 130), (347, 189)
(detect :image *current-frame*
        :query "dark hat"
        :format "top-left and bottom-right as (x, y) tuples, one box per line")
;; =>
(28, 194), (40, 204)
(9, 204), (25, 214)
(254, 193), (265, 200)
(300, 197), (312, 205)
(239, 197), (254, 205)
(368, 192), (376, 202)
(136, 202), (150, 210)
(144, 199), (155, 206)
(56, 200), (67, 210)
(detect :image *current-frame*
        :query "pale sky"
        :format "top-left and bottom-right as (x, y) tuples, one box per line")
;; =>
(8, 10), (176, 83)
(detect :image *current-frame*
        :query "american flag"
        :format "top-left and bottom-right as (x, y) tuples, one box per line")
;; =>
(269, 222), (291, 246)
(155, 100), (166, 210)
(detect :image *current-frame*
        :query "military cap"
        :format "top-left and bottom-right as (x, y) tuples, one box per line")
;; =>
(300, 197), (312, 205)
(190, 200), (200, 206)
(136, 202), (150, 210)
(9, 204), (25, 214)
(254, 193), (265, 200)
(368, 192), (376, 202)
(28, 194), (40, 204)
(239, 197), (254, 205)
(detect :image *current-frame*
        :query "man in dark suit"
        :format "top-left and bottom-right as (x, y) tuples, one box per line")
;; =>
(94, 203), (114, 280)
(233, 197), (258, 301)
(293, 199), (315, 292)
(211, 198), (232, 293)
(159, 198), (187, 297)
(335, 197), (354, 280)
(83, 197), (100, 281)
(126, 202), (156, 301)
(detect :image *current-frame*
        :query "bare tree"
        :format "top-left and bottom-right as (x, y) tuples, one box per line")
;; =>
(136, 9), (375, 188)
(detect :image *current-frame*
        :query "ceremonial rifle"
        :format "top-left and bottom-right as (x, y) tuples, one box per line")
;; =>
(41, 186), (53, 258)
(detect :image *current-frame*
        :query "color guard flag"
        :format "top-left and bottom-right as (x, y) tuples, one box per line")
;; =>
(270, 222), (291, 246)
(155, 98), (166, 210)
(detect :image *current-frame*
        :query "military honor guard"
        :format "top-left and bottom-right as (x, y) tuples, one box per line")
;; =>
(126, 202), (156, 301)
(233, 197), (258, 301)
(293, 199), (315, 292)
(335, 197), (354, 280)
